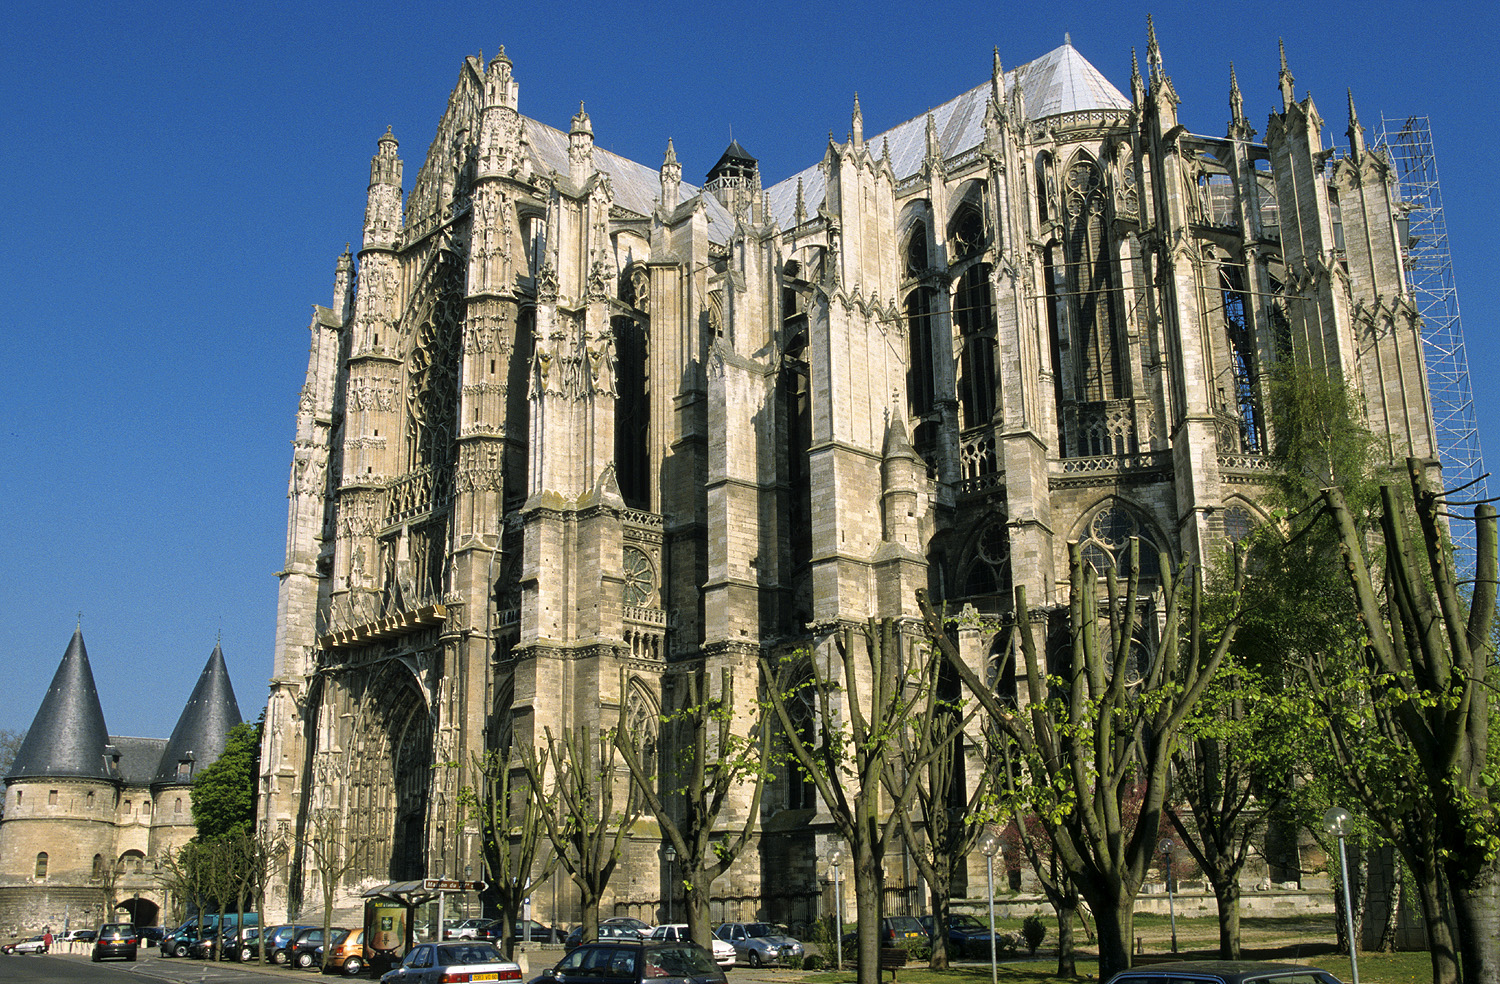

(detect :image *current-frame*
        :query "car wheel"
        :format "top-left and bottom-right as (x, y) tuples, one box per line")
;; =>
(343, 956), (363, 976)
(240, 947), (254, 962)
(275, 950), (289, 965)
(748, 950), (761, 968)
(91, 952), (101, 963)
(296, 950), (314, 968)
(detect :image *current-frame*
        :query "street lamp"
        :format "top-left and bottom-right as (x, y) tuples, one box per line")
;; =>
(828, 849), (843, 971)
(1324, 807), (1361, 984)
(1159, 839), (1178, 953)
(465, 865), (473, 921)
(979, 831), (999, 984)
(663, 846), (677, 924)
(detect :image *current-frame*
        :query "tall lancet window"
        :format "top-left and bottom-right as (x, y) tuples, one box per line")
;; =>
(1220, 267), (1264, 453)
(954, 263), (997, 429)
(613, 315), (650, 510)
(1063, 158), (1124, 403)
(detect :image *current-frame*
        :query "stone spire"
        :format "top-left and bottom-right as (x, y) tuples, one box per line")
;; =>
(991, 47), (1006, 107)
(1278, 39), (1295, 112)
(6, 629), (112, 782)
(660, 138), (681, 209)
(851, 93), (864, 150)
(1346, 88), (1366, 155)
(568, 102), (594, 180)
(1229, 63), (1245, 129)
(1130, 48), (1144, 106)
(152, 643), (243, 787)
(364, 128), (403, 250)
(1146, 14), (1163, 85)
(793, 176), (807, 226)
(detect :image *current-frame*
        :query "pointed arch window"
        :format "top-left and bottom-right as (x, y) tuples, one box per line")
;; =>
(950, 204), (985, 259)
(954, 264), (997, 428)
(1079, 503), (1162, 581)
(612, 315), (650, 509)
(1220, 266), (1264, 452)
(905, 221), (928, 277)
(91, 854), (103, 879)
(905, 287), (938, 419)
(1062, 158), (1125, 404)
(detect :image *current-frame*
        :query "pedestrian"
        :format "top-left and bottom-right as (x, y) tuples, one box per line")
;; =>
(42, 927), (53, 952)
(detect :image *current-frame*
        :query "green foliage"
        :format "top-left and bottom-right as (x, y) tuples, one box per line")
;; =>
(801, 954), (827, 971)
(191, 722), (261, 840)
(905, 939), (931, 961)
(1020, 913), (1046, 955)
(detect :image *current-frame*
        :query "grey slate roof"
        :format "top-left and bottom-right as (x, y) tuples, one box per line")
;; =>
(767, 41), (1131, 227)
(152, 644), (243, 787)
(523, 118), (736, 244)
(107, 736), (169, 786)
(6, 629), (114, 782)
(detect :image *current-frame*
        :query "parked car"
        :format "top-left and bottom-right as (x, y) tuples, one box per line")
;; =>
(161, 923), (206, 957)
(842, 915), (926, 952)
(480, 919), (566, 944)
(918, 913), (1000, 958)
(714, 922), (802, 967)
(600, 917), (653, 938)
(448, 918), (491, 940)
(647, 924), (734, 968)
(532, 939), (725, 984)
(4, 936), (49, 954)
(189, 927), (258, 960)
(1103, 961), (1346, 984)
(61, 928), (94, 943)
(564, 923), (645, 950)
(378, 940), (522, 984)
(139, 927), (166, 947)
(322, 927), (370, 976)
(267, 924), (319, 965)
(293, 927), (352, 969)
(91, 923), (139, 962)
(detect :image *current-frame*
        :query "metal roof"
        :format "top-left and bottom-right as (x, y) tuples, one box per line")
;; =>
(5, 629), (114, 782)
(152, 643), (243, 786)
(523, 119), (735, 244)
(767, 41), (1131, 227)
(107, 736), (169, 786)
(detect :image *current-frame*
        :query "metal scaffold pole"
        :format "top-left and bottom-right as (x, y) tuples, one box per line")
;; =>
(1377, 114), (1488, 577)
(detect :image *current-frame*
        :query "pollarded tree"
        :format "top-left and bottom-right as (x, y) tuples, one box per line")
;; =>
(523, 726), (644, 944)
(614, 667), (770, 949)
(917, 537), (1246, 979)
(760, 619), (966, 984)
(1327, 461), (1499, 984)
(469, 745), (558, 959)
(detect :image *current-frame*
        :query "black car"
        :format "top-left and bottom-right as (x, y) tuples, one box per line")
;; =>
(918, 913), (999, 958)
(291, 927), (350, 969)
(91, 923), (139, 962)
(564, 923), (647, 951)
(534, 940), (726, 984)
(1103, 961), (1345, 984)
(160, 924), (203, 957)
(479, 919), (565, 944)
(266, 924), (319, 965)
(842, 915), (927, 951)
(138, 926), (166, 947)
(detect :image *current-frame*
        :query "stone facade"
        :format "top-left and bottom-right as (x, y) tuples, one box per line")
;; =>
(260, 27), (1436, 928)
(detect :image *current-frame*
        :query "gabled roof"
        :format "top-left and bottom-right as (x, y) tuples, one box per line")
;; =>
(152, 644), (242, 787)
(767, 41), (1131, 227)
(523, 118), (735, 244)
(108, 736), (169, 786)
(6, 629), (113, 782)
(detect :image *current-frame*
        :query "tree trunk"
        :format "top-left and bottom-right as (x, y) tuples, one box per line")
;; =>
(927, 889), (950, 970)
(1406, 855), (1458, 984)
(1091, 896), (1135, 979)
(500, 898), (522, 960)
(685, 876), (712, 946)
(1211, 875), (1241, 960)
(854, 846), (883, 984)
(1445, 860), (1500, 984)
(1054, 898), (1078, 978)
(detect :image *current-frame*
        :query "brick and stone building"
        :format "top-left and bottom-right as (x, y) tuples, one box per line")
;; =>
(0, 630), (243, 934)
(259, 25), (1436, 927)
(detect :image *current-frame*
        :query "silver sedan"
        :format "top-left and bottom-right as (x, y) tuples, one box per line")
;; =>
(713, 923), (803, 967)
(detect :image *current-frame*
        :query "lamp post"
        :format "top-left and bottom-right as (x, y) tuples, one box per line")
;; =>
(828, 850), (843, 971)
(465, 865), (473, 921)
(1159, 839), (1178, 953)
(979, 831), (999, 984)
(663, 846), (676, 924)
(1324, 807), (1360, 984)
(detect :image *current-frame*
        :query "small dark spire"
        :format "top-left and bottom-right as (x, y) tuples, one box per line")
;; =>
(1230, 62), (1246, 127)
(1346, 88), (1366, 155)
(794, 176), (807, 225)
(6, 629), (113, 782)
(1146, 14), (1163, 82)
(1130, 47), (1144, 105)
(663, 138), (678, 167)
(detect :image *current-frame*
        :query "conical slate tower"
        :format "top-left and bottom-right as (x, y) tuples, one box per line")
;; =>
(152, 643), (243, 786)
(6, 628), (112, 782)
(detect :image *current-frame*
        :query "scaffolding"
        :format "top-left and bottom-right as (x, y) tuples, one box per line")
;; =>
(1376, 115), (1487, 577)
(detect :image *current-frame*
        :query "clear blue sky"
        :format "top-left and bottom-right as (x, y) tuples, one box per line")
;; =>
(2, 0), (1496, 737)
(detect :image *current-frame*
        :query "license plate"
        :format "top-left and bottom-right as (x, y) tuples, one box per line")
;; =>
(473, 974), (499, 981)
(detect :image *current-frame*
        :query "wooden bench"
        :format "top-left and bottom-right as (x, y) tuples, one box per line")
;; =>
(879, 947), (909, 981)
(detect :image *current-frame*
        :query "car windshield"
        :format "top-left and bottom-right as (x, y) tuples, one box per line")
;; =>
(743, 924), (777, 938)
(644, 945), (718, 978)
(950, 915), (985, 931)
(437, 943), (504, 965)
